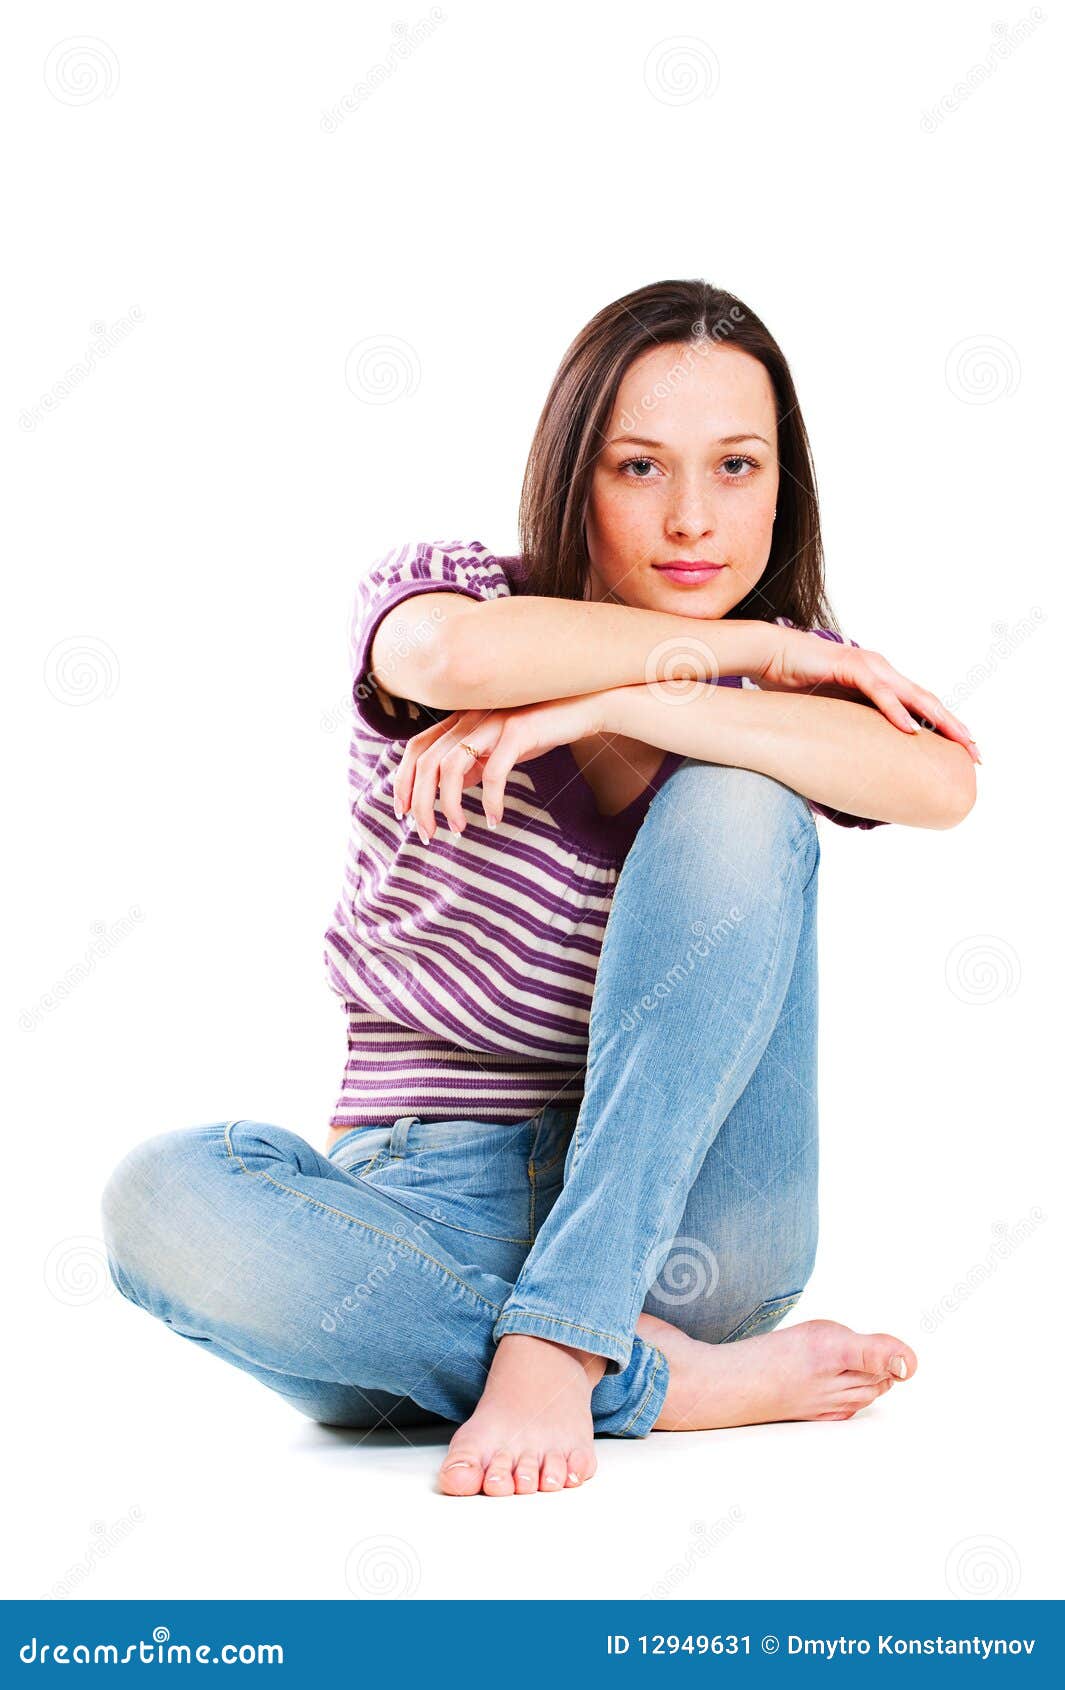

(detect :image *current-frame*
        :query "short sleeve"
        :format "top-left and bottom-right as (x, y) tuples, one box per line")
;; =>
(350, 539), (512, 741)
(773, 616), (888, 830)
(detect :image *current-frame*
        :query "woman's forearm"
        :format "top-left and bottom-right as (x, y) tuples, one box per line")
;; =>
(600, 682), (977, 830)
(417, 595), (777, 710)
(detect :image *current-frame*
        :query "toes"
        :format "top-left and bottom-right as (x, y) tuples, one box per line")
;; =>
(513, 1451), (541, 1496)
(438, 1448), (485, 1497)
(540, 1451), (568, 1492)
(840, 1378), (894, 1411)
(482, 1450), (517, 1497)
(805, 1322), (918, 1383)
(564, 1447), (597, 1488)
(858, 1333), (918, 1380)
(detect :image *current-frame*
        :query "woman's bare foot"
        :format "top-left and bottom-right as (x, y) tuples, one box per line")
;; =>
(437, 1333), (607, 1497)
(639, 1312), (918, 1430)
(436, 1314), (918, 1495)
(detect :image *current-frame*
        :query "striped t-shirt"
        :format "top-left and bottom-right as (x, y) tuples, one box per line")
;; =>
(322, 539), (884, 1130)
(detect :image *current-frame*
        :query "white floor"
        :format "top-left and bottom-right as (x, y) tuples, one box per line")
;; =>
(10, 1238), (1055, 1603)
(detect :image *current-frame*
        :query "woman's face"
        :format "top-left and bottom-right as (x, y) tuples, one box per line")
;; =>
(584, 340), (780, 618)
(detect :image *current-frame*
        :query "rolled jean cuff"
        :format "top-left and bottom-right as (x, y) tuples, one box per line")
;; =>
(594, 1341), (670, 1438)
(492, 1306), (633, 1374)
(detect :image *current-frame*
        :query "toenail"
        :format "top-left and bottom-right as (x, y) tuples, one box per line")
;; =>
(543, 1477), (559, 1487)
(889, 1355), (908, 1379)
(568, 1471), (581, 1483)
(444, 1460), (473, 1470)
(486, 1473), (505, 1482)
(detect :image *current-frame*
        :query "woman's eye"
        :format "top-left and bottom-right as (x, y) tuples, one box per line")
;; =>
(619, 455), (658, 479)
(721, 454), (758, 479)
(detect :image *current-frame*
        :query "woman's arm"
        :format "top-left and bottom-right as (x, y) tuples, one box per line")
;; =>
(371, 592), (774, 709)
(599, 682), (977, 830)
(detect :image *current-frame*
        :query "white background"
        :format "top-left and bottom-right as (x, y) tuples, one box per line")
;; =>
(4, 0), (1060, 1602)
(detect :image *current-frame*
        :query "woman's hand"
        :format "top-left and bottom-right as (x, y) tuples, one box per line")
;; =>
(391, 692), (606, 841)
(754, 626), (980, 761)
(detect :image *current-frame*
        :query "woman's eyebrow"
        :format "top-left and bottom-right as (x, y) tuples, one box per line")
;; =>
(607, 432), (771, 448)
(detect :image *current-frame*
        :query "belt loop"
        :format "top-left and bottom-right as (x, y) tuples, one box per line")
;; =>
(388, 1115), (420, 1159)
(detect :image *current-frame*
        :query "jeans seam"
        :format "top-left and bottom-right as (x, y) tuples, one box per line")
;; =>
(620, 1343), (665, 1435)
(223, 1122), (508, 1318)
(722, 1291), (802, 1343)
(495, 1307), (627, 1354)
(534, 1144), (570, 1175)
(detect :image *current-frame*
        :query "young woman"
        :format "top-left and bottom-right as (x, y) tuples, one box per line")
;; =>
(101, 279), (978, 1500)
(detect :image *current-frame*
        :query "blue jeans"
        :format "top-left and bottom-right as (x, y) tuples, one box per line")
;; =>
(101, 761), (821, 1438)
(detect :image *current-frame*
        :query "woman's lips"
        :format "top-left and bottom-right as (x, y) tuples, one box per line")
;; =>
(652, 563), (726, 584)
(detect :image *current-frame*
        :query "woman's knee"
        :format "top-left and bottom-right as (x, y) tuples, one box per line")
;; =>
(648, 759), (818, 873)
(100, 1123), (235, 1310)
(643, 1224), (818, 1346)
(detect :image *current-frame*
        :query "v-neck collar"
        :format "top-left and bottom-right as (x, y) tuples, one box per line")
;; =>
(525, 743), (687, 859)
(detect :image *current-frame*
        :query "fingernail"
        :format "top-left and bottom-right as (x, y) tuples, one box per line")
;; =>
(889, 1355), (908, 1380)
(486, 813), (498, 830)
(417, 826), (429, 846)
(905, 715), (922, 732)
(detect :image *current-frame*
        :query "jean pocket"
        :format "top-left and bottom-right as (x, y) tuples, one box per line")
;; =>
(722, 1290), (803, 1343)
(329, 1127), (391, 1176)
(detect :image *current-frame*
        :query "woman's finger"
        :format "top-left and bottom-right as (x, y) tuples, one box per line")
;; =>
(438, 742), (478, 833)
(410, 742), (451, 841)
(392, 714), (459, 819)
(896, 687), (977, 754)
(479, 728), (521, 828)
(857, 677), (923, 735)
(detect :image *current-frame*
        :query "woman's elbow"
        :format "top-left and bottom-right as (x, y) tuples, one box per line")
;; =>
(926, 742), (978, 829)
(368, 604), (488, 713)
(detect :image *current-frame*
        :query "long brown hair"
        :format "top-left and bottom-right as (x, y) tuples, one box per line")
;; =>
(517, 278), (839, 634)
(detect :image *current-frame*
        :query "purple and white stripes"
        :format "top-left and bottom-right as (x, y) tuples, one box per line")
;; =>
(322, 539), (883, 1130)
